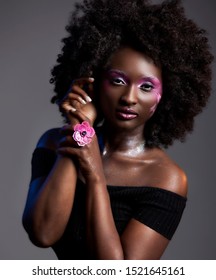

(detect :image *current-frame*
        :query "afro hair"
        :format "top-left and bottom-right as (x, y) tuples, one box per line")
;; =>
(50, 0), (213, 148)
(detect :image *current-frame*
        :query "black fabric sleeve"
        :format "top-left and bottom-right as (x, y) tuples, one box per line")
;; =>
(133, 188), (187, 240)
(30, 147), (57, 182)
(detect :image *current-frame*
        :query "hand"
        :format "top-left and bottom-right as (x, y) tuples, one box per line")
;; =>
(59, 77), (97, 126)
(58, 111), (104, 182)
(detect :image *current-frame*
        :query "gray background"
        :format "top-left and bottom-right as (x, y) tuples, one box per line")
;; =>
(0, 0), (215, 259)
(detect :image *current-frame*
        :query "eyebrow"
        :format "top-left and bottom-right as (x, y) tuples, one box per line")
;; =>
(107, 69), (128, 77)
(105, 69), (129, 83)
(107, 69), (161, 84)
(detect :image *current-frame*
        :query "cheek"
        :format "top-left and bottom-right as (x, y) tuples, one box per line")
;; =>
(100, 79), (120, 102)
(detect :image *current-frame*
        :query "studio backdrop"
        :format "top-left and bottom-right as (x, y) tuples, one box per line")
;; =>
(0, 0), (215, 259)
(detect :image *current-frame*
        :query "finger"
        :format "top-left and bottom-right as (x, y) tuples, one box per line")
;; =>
(67, 91), (89, 105)
(69, 86), (92, 103)
(57, 77), (94, 107)
(60, 102), (76, 113)
(72, 77), (94, 87)
(60, 93), (81, 107)
(71, 77), (94, 99)
(60, 91), (90, 113)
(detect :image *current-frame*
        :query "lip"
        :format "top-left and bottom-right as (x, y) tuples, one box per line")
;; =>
(116, 108), (138, 120)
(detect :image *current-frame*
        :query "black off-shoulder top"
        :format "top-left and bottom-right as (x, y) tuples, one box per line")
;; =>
(30, 147), (187, 260)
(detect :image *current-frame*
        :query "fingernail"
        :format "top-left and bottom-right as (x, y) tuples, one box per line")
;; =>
(69, 107), (76, 112)
(86, 96), (92, 102)
(78, 97), (87, 105)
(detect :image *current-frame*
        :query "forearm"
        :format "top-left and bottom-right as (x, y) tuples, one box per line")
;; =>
(23, 155), (77, 246)
(86, 178), (124, 259)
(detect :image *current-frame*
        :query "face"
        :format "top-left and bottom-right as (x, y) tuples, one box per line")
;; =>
(99, 47), (162, 131)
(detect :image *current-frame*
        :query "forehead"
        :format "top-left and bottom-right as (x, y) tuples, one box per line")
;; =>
(106, 47), (162, 80)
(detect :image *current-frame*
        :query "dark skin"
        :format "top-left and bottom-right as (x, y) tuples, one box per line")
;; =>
(23, 47), (187, 259)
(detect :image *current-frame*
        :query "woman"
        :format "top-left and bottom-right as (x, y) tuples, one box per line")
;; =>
(22, 0), (213, 259)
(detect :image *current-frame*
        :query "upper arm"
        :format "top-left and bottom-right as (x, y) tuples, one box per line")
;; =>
(121, 219), (169, 260)
(23, 129), (59, 222)
(29, 128), (60, 185)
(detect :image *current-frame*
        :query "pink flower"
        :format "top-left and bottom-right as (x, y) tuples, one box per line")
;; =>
(72, 121), (95, 146)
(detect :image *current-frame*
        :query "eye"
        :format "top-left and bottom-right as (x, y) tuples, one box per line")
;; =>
(139, 82), (154, 92)
(111, 77), (126, 85)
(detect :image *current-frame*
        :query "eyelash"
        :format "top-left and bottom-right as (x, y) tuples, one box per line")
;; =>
(139, 82), (154, 92)
(110, 77), (154, 92)
(111, 77), (126, 85)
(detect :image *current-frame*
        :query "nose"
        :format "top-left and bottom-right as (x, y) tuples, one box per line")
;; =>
(120, 85), (138, 105)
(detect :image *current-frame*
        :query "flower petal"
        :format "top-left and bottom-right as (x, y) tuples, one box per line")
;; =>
(87, 127), (95, 137)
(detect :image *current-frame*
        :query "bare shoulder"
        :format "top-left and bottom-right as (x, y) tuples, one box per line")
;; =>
(146, 148), (188, 198)
(36, 128), (61, 151)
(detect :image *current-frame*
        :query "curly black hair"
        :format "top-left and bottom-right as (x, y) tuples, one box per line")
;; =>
(50, 0), (213, 148)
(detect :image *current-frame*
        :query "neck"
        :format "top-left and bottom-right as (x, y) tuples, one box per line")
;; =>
(102, 123), (146, 157)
